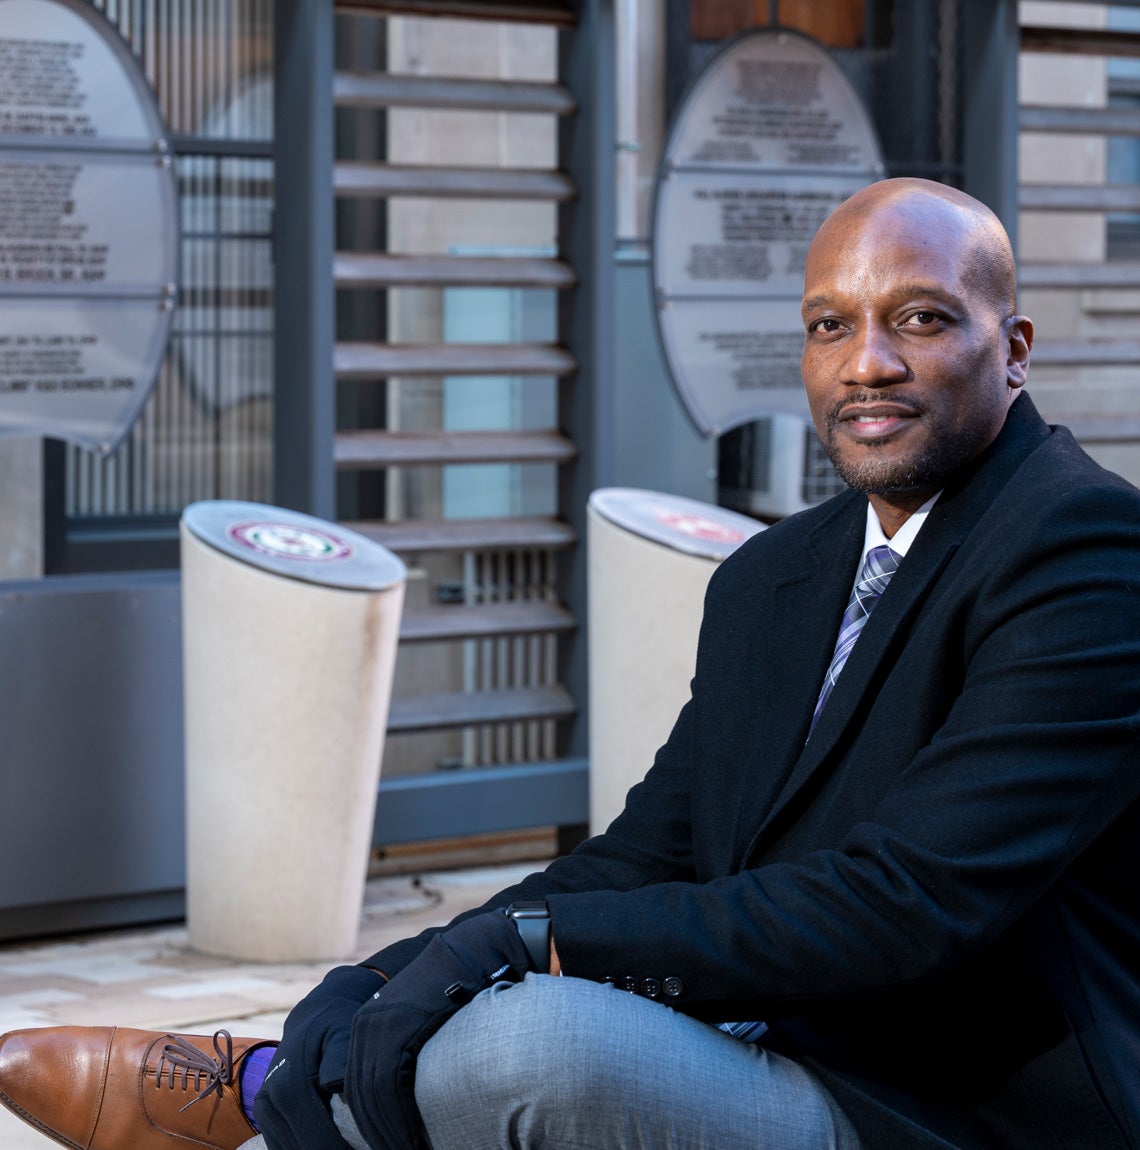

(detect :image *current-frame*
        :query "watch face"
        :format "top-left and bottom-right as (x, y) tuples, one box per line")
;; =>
(509, 902), (549, 918)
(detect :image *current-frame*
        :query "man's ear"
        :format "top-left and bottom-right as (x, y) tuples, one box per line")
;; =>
(1005, 315), (1034, 390)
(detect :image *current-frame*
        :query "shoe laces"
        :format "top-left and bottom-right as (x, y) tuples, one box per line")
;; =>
(156, 1029), (237, 1114)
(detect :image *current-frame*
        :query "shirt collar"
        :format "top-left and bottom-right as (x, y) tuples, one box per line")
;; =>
(861, 490), (941, 562)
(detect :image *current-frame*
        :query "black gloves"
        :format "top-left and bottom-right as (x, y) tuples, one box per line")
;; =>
(343, 909), (537, 1150)
(253, 963), (388, 1150)
(253, 909), (540, 1150)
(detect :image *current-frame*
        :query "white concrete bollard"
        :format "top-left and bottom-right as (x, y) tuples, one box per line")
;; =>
(587, 489), (763, 835)
(181, 501), (406, 962)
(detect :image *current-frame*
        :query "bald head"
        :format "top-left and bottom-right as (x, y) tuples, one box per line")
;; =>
(812, 178), (1019, 318)
(799, 177), (1034, 535)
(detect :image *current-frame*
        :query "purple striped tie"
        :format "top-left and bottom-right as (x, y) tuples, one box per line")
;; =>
(810, 544), (901, 733)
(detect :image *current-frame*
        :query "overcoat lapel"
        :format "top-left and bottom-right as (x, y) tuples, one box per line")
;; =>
(768, 500), (866, 744)
(742, 394), (1054, 860)
(735, 499), (865, 813)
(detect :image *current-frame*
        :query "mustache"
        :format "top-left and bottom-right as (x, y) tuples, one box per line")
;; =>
(825, 391), (928, 425)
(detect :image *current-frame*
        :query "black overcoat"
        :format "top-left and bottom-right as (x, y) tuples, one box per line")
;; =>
(371, 395), (1140, 1148)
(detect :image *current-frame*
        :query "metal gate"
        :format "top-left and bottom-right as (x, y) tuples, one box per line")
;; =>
(1018, 0), (1140, 482)
(274, 0), (612, 846)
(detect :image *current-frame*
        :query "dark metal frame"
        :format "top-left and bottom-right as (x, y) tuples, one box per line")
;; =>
(557, 0), (616, 762)
(960, 1), (1020, 240)
(335, 14), (390, 523)
(271, 0), (611, 842)
(374, 758), (589, 844)
(274, 0), (338, 519)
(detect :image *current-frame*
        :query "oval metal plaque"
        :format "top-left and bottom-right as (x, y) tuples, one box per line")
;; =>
(0, 0), (178, 453)
(653, 27), (884, 437)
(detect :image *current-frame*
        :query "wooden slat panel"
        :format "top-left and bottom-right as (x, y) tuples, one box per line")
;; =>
(335, 341), (577, 378)
(400, 601), (575, 642)
(1020, 262), (1140, 288)
(336, 0), (577, 26)
(1031, 339), (1140, 365)
(1020, 104), (1140, 136)
(335, 161), (575, 201)
(1020, 184), (1140, 212)
(346, 516), (576, 553)
(388, 685), (577, 732)
(336, 429), (577, 467)
(334, 252), (576, 289)
(334, 72), (575, 115)
(1111, 74), (1140, 100)
(1021, 26), (1140, 58)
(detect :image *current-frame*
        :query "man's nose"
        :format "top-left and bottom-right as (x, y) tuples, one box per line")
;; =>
(844, 324), (908, 387)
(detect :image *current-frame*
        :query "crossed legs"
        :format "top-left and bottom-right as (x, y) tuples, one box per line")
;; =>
(414, 974), (860, 1150)
(241, 973), (858, 1150)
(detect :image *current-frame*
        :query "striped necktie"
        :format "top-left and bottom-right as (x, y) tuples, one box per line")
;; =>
(719, 547), (902, 1045)
(810, 544), (901, 734)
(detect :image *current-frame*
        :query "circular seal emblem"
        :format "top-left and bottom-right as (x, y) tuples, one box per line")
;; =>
(656, 510), (746, 546)
(227, 521), (355, 562)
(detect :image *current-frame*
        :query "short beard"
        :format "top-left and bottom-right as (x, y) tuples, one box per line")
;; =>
(820, 408), (985, 496)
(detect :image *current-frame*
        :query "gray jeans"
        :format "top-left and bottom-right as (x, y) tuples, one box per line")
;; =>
(245, 973), (860, 1150)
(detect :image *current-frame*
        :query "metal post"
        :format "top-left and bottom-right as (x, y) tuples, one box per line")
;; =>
(558, 0), (617, 759)
(273, 0), (337, 518)
(335, 14), (388, 523)
(961, 0), (1020, 248)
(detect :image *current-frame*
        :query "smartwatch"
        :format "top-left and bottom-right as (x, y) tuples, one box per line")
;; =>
(506, 901), (551, 974)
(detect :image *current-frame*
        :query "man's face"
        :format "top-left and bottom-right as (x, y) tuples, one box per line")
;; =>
(800, 196), (1028, 514)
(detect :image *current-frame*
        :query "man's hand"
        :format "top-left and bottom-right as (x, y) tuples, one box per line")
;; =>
(342, 909), (537, 1150)
(253, 964), (388, 1150)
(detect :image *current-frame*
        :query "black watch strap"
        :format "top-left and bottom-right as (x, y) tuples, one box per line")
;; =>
(506, 901), (550, 974)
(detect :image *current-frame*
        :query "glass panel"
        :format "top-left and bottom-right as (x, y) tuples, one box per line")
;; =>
(67, 0), (274, 534)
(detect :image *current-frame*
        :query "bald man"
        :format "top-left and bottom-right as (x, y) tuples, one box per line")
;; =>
(4, 180), (1140, 1150)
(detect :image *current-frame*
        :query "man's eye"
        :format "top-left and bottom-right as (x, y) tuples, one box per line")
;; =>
(905, 311), (939, 327)
(809, 318), (842, 334)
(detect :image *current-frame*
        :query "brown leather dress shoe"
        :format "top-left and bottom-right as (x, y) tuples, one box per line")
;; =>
(0, 1025), (274, 1149)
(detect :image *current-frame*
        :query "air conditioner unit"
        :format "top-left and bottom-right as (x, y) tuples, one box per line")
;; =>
(719, 413), (846, 521)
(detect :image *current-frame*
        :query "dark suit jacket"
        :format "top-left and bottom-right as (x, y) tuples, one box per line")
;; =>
(371, 395), (1140, 1148)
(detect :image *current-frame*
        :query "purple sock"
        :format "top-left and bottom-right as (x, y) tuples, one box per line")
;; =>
(239, 1044), (278, 1129)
